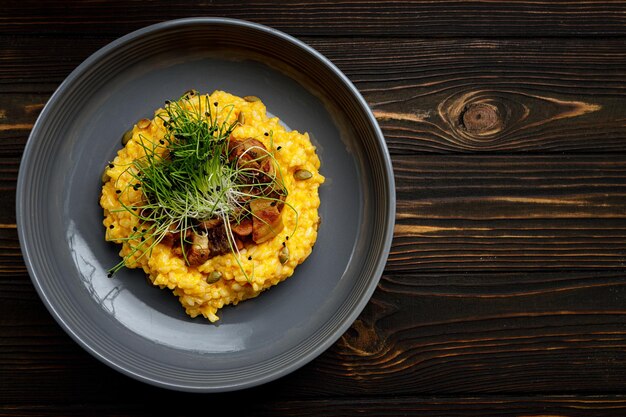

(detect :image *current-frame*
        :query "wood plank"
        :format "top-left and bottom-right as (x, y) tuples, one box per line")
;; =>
(3, 37), (626, 153)
(0, 163), (18, 225)
(321, 38), (626, 154)
(318, 271), (626, 395)
(391, 154), (626, 271)
(3, 1), (626, 37)
(3, 271), (626, 400)
(2, 396), (626, 416)
(5, 154), (626, 270)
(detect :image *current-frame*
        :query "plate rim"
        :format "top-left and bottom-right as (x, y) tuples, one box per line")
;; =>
(16, 17), (396, 392)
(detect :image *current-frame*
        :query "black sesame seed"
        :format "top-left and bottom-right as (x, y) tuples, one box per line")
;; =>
(133, 227), (138, 232)
(277, 146), (282, 150)
(159, 140), (164, 144)
(285, 236), (289, 240)
(264, 132), (269, 136)
(141, 237), (145, 242)
(213, 102), (218, 107)
(270, 201), (277, 207)
(108, 163), (114, 168)
(165, 100), (171, 105)
(107, 272), (113, 278)
(109, 225), (114, 229)
(205, 112), (210, 117)
(115, 190), (121, 194)
(282, 241), (286, 247)
(248, 256), (252, 261)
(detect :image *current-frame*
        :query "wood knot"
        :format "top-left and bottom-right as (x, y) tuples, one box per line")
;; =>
(341, 320), (384, 356)
(439, 92), (508, 144)
(461, 103), (501, 135)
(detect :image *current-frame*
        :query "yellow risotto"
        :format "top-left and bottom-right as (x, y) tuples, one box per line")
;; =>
(100, 90), (324, 322)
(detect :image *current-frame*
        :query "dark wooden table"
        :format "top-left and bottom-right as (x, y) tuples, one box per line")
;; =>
(4, 1), (626, 415)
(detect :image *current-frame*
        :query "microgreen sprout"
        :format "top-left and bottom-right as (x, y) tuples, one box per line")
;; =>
(107, 92), (296, 279)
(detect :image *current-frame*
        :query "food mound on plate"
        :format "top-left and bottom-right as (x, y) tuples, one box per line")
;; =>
(100, 90), (324, 322)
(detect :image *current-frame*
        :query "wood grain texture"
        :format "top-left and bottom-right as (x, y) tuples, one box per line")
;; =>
(4, 1), (626, 414)
(0, 228), (21, 274)
(3, 271), (626, 401)
(391, 155), (626, 271)
(3, 1), (626, 37)
(322, 271), (626, 395)
(0, 162), (18, 224)
(2, 396), (626, 417)
(320, 38), (626, 154)
(3, 37), (626, 153)
(3, 154), (626, 272)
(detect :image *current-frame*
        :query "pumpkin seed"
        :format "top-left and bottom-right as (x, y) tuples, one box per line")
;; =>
(137, 118), (151, 129)
(206, 271), (223, 284)
(243, 95), (260, 102)
(121, 128), (133, 145)
(237, 112), (245, 125)
(279, 246), (289, 264)
(182, 89), (198, 99)
(294, 169), (313, 180)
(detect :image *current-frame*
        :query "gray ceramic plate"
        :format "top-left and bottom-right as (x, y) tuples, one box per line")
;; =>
(16, 18), (395, 392)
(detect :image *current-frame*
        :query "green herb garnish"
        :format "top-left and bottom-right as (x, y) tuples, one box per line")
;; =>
(107, 92), (296, 279)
